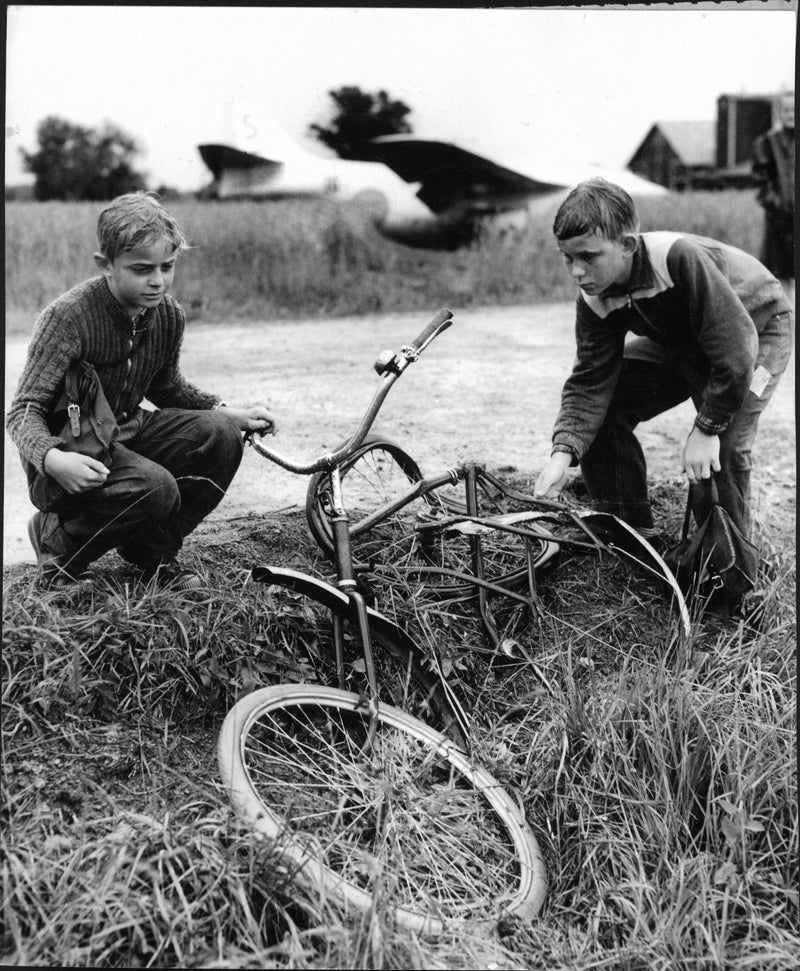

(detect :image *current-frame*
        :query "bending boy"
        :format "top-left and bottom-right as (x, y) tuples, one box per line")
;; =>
(7, 191), (277, 591)
(534, 178), (793, 555)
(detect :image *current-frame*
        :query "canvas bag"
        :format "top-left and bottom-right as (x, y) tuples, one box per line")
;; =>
(27, 360), (120, 512)
(663, 479), (759, 614)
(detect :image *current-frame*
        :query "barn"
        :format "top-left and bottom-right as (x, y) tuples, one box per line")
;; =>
(627, 93), (783, 191)
(627, 121), (716, 191)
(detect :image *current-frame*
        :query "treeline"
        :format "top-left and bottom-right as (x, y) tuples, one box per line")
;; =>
(6, 192), (765, 332)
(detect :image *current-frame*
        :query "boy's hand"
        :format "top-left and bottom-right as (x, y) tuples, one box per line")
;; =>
(534, 452), (572, 498)
(681, 427), (721, 482)
(217, 405), (278, 436)
(43, 448), (109, 493)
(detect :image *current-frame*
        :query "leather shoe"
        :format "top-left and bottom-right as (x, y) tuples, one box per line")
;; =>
(27, 513), (91, 590)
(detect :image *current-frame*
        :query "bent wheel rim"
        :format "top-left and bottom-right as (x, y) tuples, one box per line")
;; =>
(218, 684), (547, 933)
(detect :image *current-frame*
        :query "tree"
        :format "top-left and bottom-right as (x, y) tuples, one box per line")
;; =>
(21, 115), (147, 201)
(309, 86), (412, 160)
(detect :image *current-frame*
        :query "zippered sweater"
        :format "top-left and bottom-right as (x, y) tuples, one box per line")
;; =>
(7, 276), (222, 475)
(552, 232), (790, 462)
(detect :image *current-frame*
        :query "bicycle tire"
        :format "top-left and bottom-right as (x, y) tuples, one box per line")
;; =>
(218, 684), (547, 933)
(306, 434), (439, 562)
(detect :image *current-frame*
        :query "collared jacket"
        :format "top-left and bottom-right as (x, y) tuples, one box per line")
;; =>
(7, 276), (222, 474)
(551, 232), (790, 463)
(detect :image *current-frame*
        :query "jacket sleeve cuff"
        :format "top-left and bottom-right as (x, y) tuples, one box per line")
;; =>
(31, 438), (67, 475)
(693, 411), (729, 436)
(551, 441), (580, 467)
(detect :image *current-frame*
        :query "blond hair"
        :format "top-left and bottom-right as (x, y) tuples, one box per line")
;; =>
(97, 191), (188, 262)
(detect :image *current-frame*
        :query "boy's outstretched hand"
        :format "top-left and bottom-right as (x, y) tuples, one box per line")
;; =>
(217, 405), (278, 436)
(534, 451), (572, 498)
(681, 427), (721, 482)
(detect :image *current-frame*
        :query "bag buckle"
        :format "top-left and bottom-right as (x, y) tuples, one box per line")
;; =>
(709, 573), (724, 592)
(68, 403), (81, 437)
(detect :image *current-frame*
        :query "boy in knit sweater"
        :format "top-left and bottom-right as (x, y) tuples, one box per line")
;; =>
(534, 179), (793, 565)
(8, 192), (277, 591)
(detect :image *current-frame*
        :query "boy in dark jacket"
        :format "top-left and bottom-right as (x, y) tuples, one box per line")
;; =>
(7, 191), (277, 590)
(534, 178), (793, 552)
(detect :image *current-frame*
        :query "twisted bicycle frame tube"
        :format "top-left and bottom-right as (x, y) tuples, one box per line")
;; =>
(248, 309), (465, 739)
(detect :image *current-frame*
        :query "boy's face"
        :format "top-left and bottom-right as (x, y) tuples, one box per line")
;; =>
(556, 230), (637, 297)
(94, 236), (178, 317)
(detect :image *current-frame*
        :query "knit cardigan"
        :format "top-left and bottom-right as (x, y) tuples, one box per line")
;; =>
(7, 276), (222, 474)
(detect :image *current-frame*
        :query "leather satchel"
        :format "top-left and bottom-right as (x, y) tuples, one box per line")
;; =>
(663, 479), (758, 616)
(27, 361), (120, 512)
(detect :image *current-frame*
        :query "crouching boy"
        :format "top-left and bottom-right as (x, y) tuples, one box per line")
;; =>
(7, 191), (277, 591)
(534, 178), (793, 563)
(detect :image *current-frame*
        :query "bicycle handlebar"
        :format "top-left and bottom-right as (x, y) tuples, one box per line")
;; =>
(407, 307), (453, 353)
(248, 308), (453, 475)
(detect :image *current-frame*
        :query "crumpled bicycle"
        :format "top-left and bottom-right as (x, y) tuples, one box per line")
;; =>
(217, 308), (689, 934)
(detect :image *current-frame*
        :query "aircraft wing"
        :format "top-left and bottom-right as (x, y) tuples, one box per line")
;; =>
(198, 143), (281, 179)
(368, 135), (666, 213)
(366, 136), (566, 214)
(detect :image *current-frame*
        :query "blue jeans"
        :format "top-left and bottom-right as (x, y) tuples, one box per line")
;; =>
(41, 407), (244, 569)
(579, 310), (793, 538)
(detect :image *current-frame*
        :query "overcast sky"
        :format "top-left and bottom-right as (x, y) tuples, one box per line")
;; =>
(5, 4), (796, 191)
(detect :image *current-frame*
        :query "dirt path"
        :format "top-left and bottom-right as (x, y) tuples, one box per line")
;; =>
(4, 303), (795, 567)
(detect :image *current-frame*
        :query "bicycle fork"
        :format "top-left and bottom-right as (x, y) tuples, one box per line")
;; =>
(327, 467), (381, 748)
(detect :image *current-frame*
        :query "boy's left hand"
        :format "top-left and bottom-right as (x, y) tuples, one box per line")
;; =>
(217, 405), (278, 436)
(681, 427), (721, 482)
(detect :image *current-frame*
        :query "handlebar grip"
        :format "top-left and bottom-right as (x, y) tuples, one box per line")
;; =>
(408, 308), (453, 351)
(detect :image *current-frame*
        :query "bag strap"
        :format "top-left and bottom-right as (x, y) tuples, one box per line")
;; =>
(680, 484), (694, 541)
(681, 475), (722, 540)
(63, 366), (80, 404)
(62, 360), (99, 409)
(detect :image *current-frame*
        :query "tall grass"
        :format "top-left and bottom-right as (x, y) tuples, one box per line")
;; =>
(5, 190), (765, 332)
(2, 482), (797, 969)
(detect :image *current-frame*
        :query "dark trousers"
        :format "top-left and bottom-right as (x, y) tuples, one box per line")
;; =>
(42, 407), (244, 570)
(761, 209), (795, 281)
(579, 311), (793, 538)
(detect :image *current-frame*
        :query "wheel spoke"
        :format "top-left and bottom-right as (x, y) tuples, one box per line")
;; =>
(221, 688), (546, 928)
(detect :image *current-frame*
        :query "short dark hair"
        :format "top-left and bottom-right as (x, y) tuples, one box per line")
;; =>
(97, 191), (188, 262)
(553, 178), (639, 241)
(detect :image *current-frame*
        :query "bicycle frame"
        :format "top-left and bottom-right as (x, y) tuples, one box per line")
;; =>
(335, 460), (606, 653)
(246, 309), (472, 739)
(247, 305), (689, 741)
(335, 460), (692, 642)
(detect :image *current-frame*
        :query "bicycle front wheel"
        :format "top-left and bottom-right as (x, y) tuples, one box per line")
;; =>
(218, 684), (547, 933)
(305, 434), (463, 564)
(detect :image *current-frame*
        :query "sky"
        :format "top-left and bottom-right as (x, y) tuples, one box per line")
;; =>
(5, 4), (797, 192)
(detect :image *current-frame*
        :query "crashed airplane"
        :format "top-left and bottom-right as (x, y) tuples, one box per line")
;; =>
(198, 117), (666, 249)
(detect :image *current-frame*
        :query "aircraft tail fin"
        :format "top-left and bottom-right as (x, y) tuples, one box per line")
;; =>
(224, 100), (308, 163)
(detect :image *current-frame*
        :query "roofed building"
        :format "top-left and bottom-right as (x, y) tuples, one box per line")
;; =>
(628, 94), (786, 191)
(627, 121), (716, 190)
